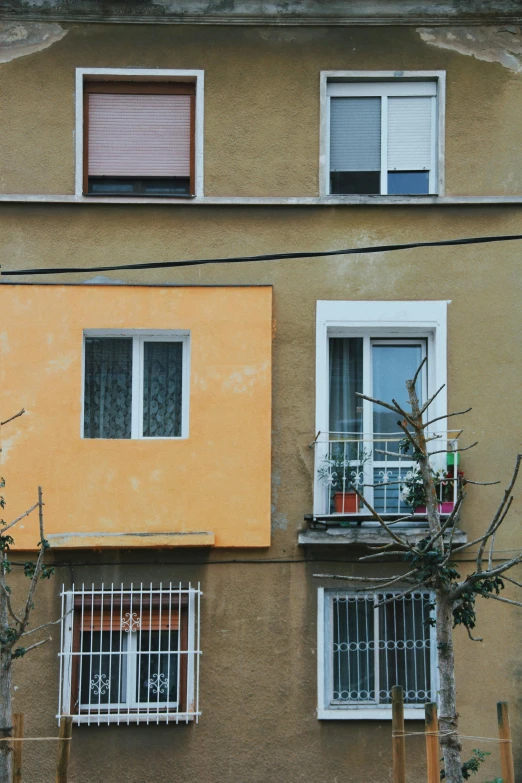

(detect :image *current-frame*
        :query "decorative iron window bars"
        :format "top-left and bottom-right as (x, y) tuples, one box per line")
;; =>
(319, 590), (437, 719)
(58, 583), (201, 725)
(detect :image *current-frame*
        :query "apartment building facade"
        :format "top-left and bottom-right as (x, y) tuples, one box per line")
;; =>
(0, 1), (521, 780)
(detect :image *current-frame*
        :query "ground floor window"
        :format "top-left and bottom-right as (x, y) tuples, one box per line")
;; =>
(317, 588), (436, 719)
(59, 584), (201, 725)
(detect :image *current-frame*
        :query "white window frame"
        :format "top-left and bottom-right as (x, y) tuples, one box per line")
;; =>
(314, 301), (448, 517)
(75, 68), (205, 199)
(58, 583), (201, 725)
(81, 329), (190, 440)
(317, 588), (438, 720)
(319, 71), (446, 198)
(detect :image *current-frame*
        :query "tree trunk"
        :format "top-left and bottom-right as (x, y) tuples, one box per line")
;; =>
(0, 650), (13, 783)
(436, 591), (462, 783)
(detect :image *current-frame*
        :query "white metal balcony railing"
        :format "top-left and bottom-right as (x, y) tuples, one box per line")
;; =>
(313, 432), (460, 521)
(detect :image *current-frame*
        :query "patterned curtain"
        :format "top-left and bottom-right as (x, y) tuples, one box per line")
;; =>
(143, 342), (183, 437)
(84, 338), (132, 439)
(329, 338), (363, 435)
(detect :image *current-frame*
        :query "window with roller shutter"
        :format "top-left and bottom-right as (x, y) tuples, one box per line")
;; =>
(327, 77), (442, 196)
(83, 81), (195, 197)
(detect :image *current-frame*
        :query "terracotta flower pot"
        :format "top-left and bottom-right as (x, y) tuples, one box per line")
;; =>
(333, 492), (358, 514)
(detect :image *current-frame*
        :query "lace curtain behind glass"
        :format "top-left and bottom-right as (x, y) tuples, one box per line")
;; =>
(84, 338), (133, 439)
(143, 342), (183, 438)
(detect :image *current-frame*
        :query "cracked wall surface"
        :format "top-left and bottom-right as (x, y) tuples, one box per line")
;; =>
(418, 25), (522, 73)
(0, 21), (66, 63)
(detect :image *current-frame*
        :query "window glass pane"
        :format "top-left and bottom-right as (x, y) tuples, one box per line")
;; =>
(84, 338), (132, 439)
(378, 593), (432, 705)
(332, 594), (375, 703)
(330, 171), (380, 195)
(142, 342), (183, 437)
(80, 631), (125, 707)
(388, 171), (429, 195)
(329, 338), (363, 435)
(330, 97), (381, 172)
(136, 630), (179, 705)
(372, 343), (424, 437)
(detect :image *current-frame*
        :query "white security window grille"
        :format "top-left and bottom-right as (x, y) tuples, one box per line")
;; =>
(319, 590), (436, 719)
(58, 583), (201, 725)
(83, 333), (189, 440)
(327, 80), (439, 195)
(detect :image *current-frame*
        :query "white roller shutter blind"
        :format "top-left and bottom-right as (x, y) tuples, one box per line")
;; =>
(330, 97), (381, 172)
(88, 93), (191, 177)
(387, 97), (432, 171)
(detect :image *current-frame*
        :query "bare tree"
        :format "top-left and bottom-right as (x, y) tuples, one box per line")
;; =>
(0, 410), (55, 783)
(315, 359), (521, 783)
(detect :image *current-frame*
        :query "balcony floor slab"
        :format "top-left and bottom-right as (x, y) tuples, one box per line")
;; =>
(298, 526), (467, 546)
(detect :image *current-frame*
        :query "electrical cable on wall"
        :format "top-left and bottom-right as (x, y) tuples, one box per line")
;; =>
(1, 232), (522, 277)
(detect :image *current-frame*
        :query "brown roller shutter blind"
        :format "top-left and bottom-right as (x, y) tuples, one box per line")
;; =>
(87, 93), (192, 177)
(79, 608), (180, 632)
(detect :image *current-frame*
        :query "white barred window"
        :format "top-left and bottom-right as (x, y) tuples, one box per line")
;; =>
(317, 589), (437, 720)
(59, 584), (201, 725)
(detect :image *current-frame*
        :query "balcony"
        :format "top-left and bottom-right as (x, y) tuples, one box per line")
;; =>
(301, 431), (467, 546)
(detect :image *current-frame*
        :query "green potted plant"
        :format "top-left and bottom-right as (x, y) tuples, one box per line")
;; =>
(318, 448), (371, 514)
(400, 466), (459, 514)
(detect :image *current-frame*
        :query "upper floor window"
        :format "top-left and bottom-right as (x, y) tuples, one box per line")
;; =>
(322, 73), (445, 196)
(76, 69), (204, 199)
(314, 301), (450, 520)
(83, 333), (189, 440)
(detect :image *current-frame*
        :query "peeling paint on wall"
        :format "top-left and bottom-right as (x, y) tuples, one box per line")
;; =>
(0, 22), (66, 64)
(417, 26), (522, 73)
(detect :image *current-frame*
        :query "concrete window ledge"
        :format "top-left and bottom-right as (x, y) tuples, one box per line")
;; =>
(47, 531), (215, 548)
(298, 526), (467, 546)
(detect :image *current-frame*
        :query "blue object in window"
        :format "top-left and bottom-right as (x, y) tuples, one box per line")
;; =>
(387, 171), (429, 195)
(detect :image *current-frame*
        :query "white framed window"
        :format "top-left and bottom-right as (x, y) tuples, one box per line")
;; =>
(317, 588), (437, 720)
(82, 331), (190, 440)
(75, 69), (204, 199)
(320, 72), (445, 197)
(314, 301), (449, 518)
(58, 583), (201, 725)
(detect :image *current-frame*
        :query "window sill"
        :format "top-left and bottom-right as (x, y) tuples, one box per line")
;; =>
(47, 531), (215, 548)
(66, 712), (199, 725)
(318, 707), (428, 720)
(2, 194), (522, 206)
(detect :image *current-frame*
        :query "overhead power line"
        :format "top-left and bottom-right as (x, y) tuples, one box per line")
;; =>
(2, 233), (522, 277)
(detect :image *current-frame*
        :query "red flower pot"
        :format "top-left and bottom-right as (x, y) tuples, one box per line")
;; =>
(415, 502), (454, 515)
(334, 492), (358, 513)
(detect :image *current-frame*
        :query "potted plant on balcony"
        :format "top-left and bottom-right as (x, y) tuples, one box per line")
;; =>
(400, 465), (462, 514)
(317, 448), (371, 514)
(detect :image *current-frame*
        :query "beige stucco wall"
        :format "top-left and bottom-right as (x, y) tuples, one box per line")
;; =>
(1, 203), (521, 781)
(1, 18), (522, 783)
(1, 24), (522, 196)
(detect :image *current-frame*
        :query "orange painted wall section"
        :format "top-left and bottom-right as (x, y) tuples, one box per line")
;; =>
(0, 285), (272, 549)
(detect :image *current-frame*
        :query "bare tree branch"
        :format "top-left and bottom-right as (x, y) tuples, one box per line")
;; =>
(424, 408), (472, 428)
(0, 503), (39, 536)
(0, 409), (25, 428)
(411, 356), (427, 389)
(21, 609), (71, 638)
(419, 383), (446, 415)
(13, 636), (51, 657)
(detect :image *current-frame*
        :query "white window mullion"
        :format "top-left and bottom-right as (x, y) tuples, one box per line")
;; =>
(362, 336), (374, 509)
(131, 337), (142, 439)
(127, 631), (138, 712)
(373, 595), (380, 705)
(429, 95), (437, 193)
(380, 96), (388, 195)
